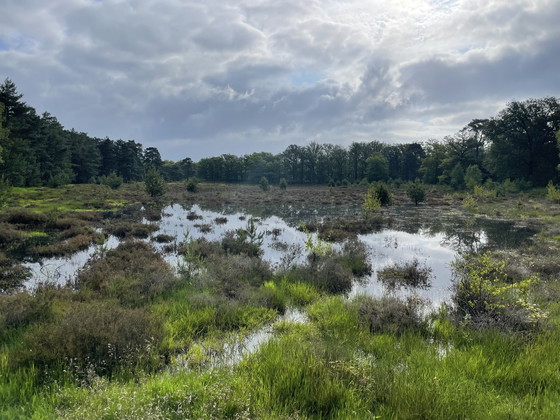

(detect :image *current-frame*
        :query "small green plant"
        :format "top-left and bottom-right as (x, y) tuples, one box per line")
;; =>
(462, 193), (478, 212)
(406, 182), (426, 205)
(363, 183), (391, 218)
(186, 177), (199, 193)
(452, 252), (547, 331)
(546, 181), (560, 203)
(279, 178), (288, 190)
(259, 176), (270, 191)
(99, 171), (123, 190)
(144, 167), (166, 197)
(301, 224), (333, 258)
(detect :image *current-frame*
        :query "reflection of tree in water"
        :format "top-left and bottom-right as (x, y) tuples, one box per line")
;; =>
(438, 218), (535, 254)
(193, 202), (536, 253)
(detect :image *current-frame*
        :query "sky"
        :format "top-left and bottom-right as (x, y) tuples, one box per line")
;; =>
(1, 0), (559, 161)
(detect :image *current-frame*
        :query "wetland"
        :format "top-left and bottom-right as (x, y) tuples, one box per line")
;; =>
(1, 182), (559, 419)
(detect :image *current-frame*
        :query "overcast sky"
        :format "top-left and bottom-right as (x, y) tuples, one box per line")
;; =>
(1, 0), (559, 161)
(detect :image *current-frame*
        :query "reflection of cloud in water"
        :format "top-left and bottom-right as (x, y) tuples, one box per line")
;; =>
(351, 230), (458, 308)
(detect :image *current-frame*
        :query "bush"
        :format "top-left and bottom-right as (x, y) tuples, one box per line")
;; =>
(0, 252), (30, 293)
(363, 183), (391, 217)
(202, 253), (272, 298)
(98, 171), (123, 190)
(279, 178), (288, 190)
(406, 182), (426, 205)
(338, 240), (372, 277)
(185, 178), (199, 193)
(3, 209), (47, 226)
(0, 292), (50, 330)
(144, 167), (166, 197)
(259, 176), (270, 191)
(452, 252), (548, 332)
(76, 241), (178, 306)
(378, 259), (432, 288)
(353, 295), (424, 335)
(546, 181), (560, 203)
(16, 301), (162, 376)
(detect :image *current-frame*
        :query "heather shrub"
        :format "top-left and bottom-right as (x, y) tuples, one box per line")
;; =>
(16, 301), (162, 376)
(3, 209), (47, 226)
(353, 295), (424, 335)
(0, 252), (30, 293)
(378, 259), (432, 288)
(338, 240), (372, 277)
(202, 253), (272, 298)
(76, 241), (178, 306)
(0, 292), (50, 331)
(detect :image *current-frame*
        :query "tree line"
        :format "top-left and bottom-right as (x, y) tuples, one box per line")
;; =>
(1, 78), (559, 189)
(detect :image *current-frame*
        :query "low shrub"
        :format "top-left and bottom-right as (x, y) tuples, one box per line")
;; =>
(452, 252), (548, 332)
(0, 223), (25, 245)
(378, 258), (432, 288)
(0, 252), (30, 293)
(202, 253), (272, 298)
(3, 209), (47, 226)
(185, 178), (199, 193)
(353, 295), (424, 335)
(283, 256), (353, 295)
(15, 301), (163, 376)
(338, 240), (372, 277)
(152, 234), (175, 243)
(105, 222), (158, 239)
(0, 292), (50, 331)
(76, 241), (178, 306)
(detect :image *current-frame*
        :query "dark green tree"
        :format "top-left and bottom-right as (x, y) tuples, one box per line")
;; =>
(407, 182), (426, 205)
(144, 167), (166, 197)
(485, 98), (560, 185)
(366, 153), (389, 182)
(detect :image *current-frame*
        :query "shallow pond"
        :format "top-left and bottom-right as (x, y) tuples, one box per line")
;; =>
(25, 203), (536, 308)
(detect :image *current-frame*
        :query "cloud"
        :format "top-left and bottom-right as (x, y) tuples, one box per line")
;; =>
(0, 0), (559, 160)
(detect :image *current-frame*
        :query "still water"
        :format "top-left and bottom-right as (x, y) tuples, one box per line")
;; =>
(25, 203), (535, 308)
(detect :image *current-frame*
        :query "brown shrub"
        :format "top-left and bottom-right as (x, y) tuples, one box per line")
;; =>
(354, 295), (424, 335)
(0, 252), (30, 293)
(16, 301), (162, 376)
(76, 241), (178, 306)
(2, 209), (47, 226)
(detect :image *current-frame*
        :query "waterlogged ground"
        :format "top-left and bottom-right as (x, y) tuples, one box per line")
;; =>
(25, 202), (535, 309)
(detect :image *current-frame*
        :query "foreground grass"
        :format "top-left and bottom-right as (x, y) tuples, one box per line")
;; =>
(3, 304), (560, 419)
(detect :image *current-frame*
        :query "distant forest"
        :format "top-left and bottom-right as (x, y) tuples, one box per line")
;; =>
(1, 78), (559, 189)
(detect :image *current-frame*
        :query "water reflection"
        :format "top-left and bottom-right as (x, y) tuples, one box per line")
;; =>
(24, 203), (535, 309)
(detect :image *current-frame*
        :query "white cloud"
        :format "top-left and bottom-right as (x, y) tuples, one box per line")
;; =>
(0, 0), (559, 160)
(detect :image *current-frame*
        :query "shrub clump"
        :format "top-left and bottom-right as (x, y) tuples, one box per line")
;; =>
(76, 241), (178, 306)
(0, 252), (30, 293)
(98, 171), (123, 190)
(452, 252), (548, 332)
(378, 259), (432, 289)
(353, 295), (424, 335)
(3, 209), (47, 226)
(185, 178), (199, 193)
(16, 301), (162, 376)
